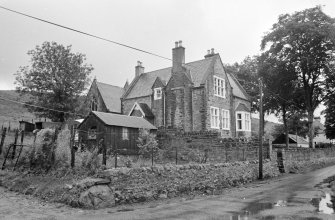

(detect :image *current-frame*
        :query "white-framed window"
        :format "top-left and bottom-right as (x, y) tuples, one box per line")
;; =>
(122, 127), (129, 140)
(214, 76), (226, 98)
(210, 107), (220, 129)
(236, 111), (251, 131)
(154, 87), (162, 100)
(245, 113), (251, 131)
(222, 109), (230, 130)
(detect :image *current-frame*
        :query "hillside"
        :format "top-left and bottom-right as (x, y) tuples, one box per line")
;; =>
(0, 90), (36, 129)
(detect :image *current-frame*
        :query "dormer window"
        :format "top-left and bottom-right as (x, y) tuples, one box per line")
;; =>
(214, 76), (226, 98)
(154, 88), (162, 100)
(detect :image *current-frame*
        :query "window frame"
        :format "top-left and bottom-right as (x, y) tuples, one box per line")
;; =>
(210, 106), (220, 129)
(213, 76), (226, 98)
(222, 109), (230, 130)
(154, 87), (162, 100)
(236, 111), (251, 131)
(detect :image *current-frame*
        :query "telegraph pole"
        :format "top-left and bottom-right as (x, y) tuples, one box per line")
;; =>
(259, 79), (263, 180)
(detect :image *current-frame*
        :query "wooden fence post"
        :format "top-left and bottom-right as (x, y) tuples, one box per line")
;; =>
(268, 139), (272, 159)
(70, 127), (75, 168)
(114, 143), (118, 168)
(11, 129), (19, 159)
(0, 127), (7, 155)
(102, 128), (107, 166)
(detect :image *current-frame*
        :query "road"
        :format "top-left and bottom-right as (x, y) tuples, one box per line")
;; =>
(1, 165), (335, 220)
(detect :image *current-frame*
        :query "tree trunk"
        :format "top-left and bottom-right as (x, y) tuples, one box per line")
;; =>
(282, 108), (289, 149)
(307, 110), (314, 148)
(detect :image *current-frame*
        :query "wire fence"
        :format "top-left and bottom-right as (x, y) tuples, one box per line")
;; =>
(0, 126), (273, 170)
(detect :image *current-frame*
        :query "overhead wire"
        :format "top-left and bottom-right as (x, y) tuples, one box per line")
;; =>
(0, 5), (172, 62)
(0, 95), (85, 117)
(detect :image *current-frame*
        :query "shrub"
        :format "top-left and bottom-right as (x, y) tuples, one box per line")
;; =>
(76, 147), (101, 173)
(137, 129), (160, 160)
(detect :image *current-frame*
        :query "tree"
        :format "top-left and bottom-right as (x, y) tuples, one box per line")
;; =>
(15, 41), (93, 122)
(258, 52), (305, 148)
(273, 113), (320, 139)
(261, 6), (335, 148)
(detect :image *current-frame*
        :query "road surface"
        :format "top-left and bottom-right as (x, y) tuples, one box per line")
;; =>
(1, 165), (335, 219)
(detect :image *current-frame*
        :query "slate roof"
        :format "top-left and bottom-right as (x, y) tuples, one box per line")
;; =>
(288, 134), (309, 144)
(138, 103), (154, 118)
(227, 73), (249, 100)
(273, 133), (308, 145)
(96, 82), (124, 113)
(91, 111), (157, 130)
(125, 56), (216, 99)
(124, 54), (249, 101)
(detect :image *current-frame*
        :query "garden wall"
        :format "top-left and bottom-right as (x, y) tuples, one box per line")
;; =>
(73, 159), (280, 208)
(158, 130), (271, 164)
(277, 148), (335, 173)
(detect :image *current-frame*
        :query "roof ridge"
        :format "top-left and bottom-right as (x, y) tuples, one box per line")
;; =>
(139, 57), (214, 76)
(93, 111), (144, 119)
(96, 81), (123, 89)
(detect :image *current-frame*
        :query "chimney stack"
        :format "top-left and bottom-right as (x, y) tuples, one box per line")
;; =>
(204, 48), (216, 58)
(135, 61), (144, 78)
(172, 40), (185, 73)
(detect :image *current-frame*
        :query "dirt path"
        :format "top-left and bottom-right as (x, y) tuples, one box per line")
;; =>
(1, 166), (335, 219)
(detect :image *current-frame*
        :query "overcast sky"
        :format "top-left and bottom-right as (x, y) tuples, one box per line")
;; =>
(0, 0), (334, 120)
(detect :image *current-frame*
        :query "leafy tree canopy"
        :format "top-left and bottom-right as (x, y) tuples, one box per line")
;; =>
(261, 6), (335, 147)
(15, 41), (93, 122)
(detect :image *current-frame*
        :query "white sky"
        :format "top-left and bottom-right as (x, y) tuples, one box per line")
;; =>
(0, 0), (334, 122)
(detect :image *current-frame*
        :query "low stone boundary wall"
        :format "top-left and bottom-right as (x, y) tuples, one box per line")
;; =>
(71, 160), (279, 208)
(276, 148), (335, 173)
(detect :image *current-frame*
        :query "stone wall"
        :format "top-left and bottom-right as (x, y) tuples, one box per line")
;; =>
(277, 148), (335, 173)
(83, 159), (279, 208)
(191, 86), (206, 131)
(205, 58), (233, 136)
(157, 130), (271, 164)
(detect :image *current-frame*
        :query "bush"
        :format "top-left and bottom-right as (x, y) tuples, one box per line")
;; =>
(76, 148), (102, 173)
(137, 129), (160, 160)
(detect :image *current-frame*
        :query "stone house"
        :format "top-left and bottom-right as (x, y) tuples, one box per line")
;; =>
(85, 41), (252, 137)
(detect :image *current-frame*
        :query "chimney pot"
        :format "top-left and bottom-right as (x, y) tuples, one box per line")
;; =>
(179, 40), (182, 47)
(172, 40), (185, 73)
(211, 48), (214, 54)
(207, 50), (210, 55)
(175, 41), (178, 48)
(137, 61), (141, 66)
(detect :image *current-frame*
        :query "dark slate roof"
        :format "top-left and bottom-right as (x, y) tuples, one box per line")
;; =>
(273, 133), (308, 145)
(138, 103), (154, 117)
(235, 103), (251, 112)
(124, 54), (249, 101)
(288, 134), (309, 144)
(125, 56), (216, 99)
(96, 82), (124, 113)
(92, 111), (157, 130)
(227, 73), (249, 100)
(125, 67), (172, 99)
